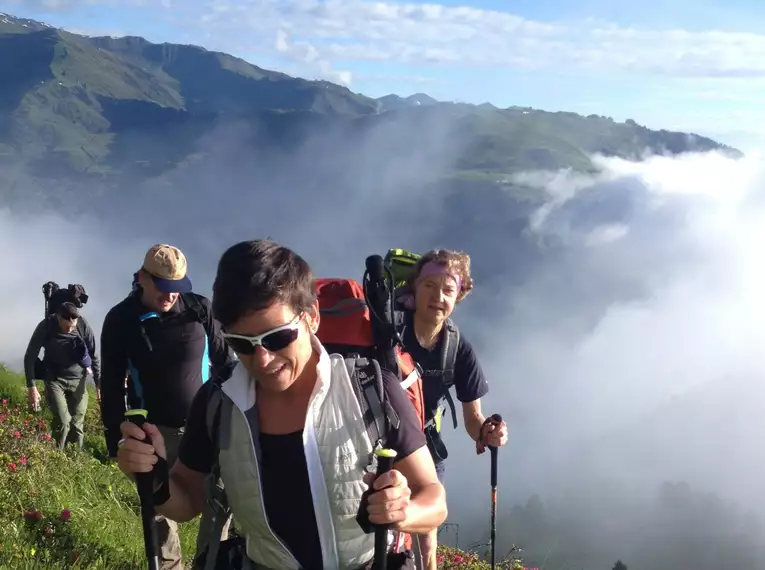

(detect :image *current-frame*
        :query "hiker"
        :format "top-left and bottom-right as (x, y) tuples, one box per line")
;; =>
(23, 301), (100, 451)
(115, 238), (448, 570)
(100, 243), (235, 570)
(394, 248), (508, 570)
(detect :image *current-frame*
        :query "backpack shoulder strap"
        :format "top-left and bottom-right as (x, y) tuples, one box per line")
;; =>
(181, 293), (210, 335)
(345, 357), (400, 470)
(181, 293), (216, 384)
(205, 384), (225, 446)
(201, 382), (233, 570)
(43, 316), (54, 339)
(205, 361), (238, 443)
(438, 319), (460, 429)
(440, 318), (460, 387)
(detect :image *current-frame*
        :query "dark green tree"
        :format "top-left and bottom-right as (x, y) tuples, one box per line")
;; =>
(612, 561), (627, 570)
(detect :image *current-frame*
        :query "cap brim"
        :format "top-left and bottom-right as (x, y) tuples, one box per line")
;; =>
(152, 274), (192, 293)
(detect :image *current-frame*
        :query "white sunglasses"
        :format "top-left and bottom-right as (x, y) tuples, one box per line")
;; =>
(222, 313), (303, 354)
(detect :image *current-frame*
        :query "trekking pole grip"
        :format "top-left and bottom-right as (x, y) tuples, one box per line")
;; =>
(125, 409), (160, 570)
(125, 409), (154, 488)
(487, 414), (502, 487)
(373, 448), (397, 570)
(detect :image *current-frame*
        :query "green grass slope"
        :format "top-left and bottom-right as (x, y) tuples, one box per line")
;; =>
(87, 36), (378, 116)
(0, 365), (200, 569)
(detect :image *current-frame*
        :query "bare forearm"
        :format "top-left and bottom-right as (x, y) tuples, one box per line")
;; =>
(398, 483), (448, 535)
(154, 472), (203, 522)
(465, 411), (485, 442)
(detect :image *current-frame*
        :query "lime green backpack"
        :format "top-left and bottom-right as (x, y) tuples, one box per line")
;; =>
(383, 248), (421, 289)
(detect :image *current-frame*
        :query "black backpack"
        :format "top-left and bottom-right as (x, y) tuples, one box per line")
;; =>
(33, 282), (90, 380)
(43, 281), (89, 317)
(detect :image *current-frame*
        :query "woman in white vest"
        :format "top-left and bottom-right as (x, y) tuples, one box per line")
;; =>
(116, 238), (447, 570)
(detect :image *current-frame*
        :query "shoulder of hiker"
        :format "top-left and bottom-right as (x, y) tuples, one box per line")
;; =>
(455, 331), (477, 359)
(195, 294), (215, 323)
(33, 317), (50, 336)
(103, 300), (131, 327)
(199, 378), (218, 406)
(79, 315), (95, 334)
(200, 366), (236, 428)
(378, 367), (409, 418)
(182, 292), (210, 310)
(194, 293), (212, 309)
(380, 367), (427, 455)
(378, 366), (400, 392)
(28, 318), (49, 347)
(453, 333), (489, 397)
(177, 380), (218, 473)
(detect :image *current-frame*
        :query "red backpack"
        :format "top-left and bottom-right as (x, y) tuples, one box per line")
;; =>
(315, 278), (425, 431)
(315, 277), (424, 556)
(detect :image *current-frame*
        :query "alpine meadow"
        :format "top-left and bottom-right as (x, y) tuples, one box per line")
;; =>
(1, 6), (765, 570)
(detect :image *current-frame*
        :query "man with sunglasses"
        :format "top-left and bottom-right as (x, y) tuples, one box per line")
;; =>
(100, 243), (234, 570)
(23, 301), (100, 450)
(115, 239), (447, 570)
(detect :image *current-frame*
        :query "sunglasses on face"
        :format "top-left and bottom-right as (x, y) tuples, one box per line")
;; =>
(222, 314), (303, 355)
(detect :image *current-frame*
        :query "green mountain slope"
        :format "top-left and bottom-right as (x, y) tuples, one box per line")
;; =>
(0, 11), (742, 205)
(376, 92), (439, 111)
(0, 12), (50, 34)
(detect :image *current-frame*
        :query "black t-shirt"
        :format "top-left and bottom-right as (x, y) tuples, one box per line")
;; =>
(178, 365), (426, 570)
(401, 313), (489, 424)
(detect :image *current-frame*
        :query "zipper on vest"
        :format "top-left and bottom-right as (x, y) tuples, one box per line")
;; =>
(238, 406), (301, 569)
(303, 405), (340, 569)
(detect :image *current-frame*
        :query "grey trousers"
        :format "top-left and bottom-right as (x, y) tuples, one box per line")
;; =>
(45, 376), (88, 451)
(156, 426), (185, 570)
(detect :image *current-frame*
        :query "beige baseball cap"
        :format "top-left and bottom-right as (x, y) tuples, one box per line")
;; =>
(142, 244), (193, 293)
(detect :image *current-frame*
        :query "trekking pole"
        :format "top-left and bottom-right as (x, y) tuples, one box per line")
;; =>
(486, 414), (503, 570)
(125, 409), (160, 570)
(373, 448), (398, 570)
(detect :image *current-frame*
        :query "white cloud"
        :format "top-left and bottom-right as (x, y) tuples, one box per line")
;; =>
(274, 27), (352, 85)
(172, 0), (765, 78)
(7, 0), (765, 83)
(65, 26), (128, 37)
(438, 149), (765, 543)
(354, 72), (440, 84)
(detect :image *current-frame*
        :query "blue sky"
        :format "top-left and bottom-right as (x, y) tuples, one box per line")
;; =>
(2, 0), (764, 150)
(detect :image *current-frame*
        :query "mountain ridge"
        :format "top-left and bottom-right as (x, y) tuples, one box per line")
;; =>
(0, 10), (742, 211)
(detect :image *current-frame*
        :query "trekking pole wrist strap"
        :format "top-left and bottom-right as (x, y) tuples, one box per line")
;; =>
(476, 414), (503, 455)
(152, 455), (171, 506)
(476, 422), (489, 455)
(475, 417), (495, 455)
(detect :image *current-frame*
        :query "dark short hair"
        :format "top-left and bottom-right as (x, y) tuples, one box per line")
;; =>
(212, 239), (316, 329)
(57, 302), (80, 320)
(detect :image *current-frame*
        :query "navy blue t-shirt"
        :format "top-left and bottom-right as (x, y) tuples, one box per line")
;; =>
(401, 312), (489, 425)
